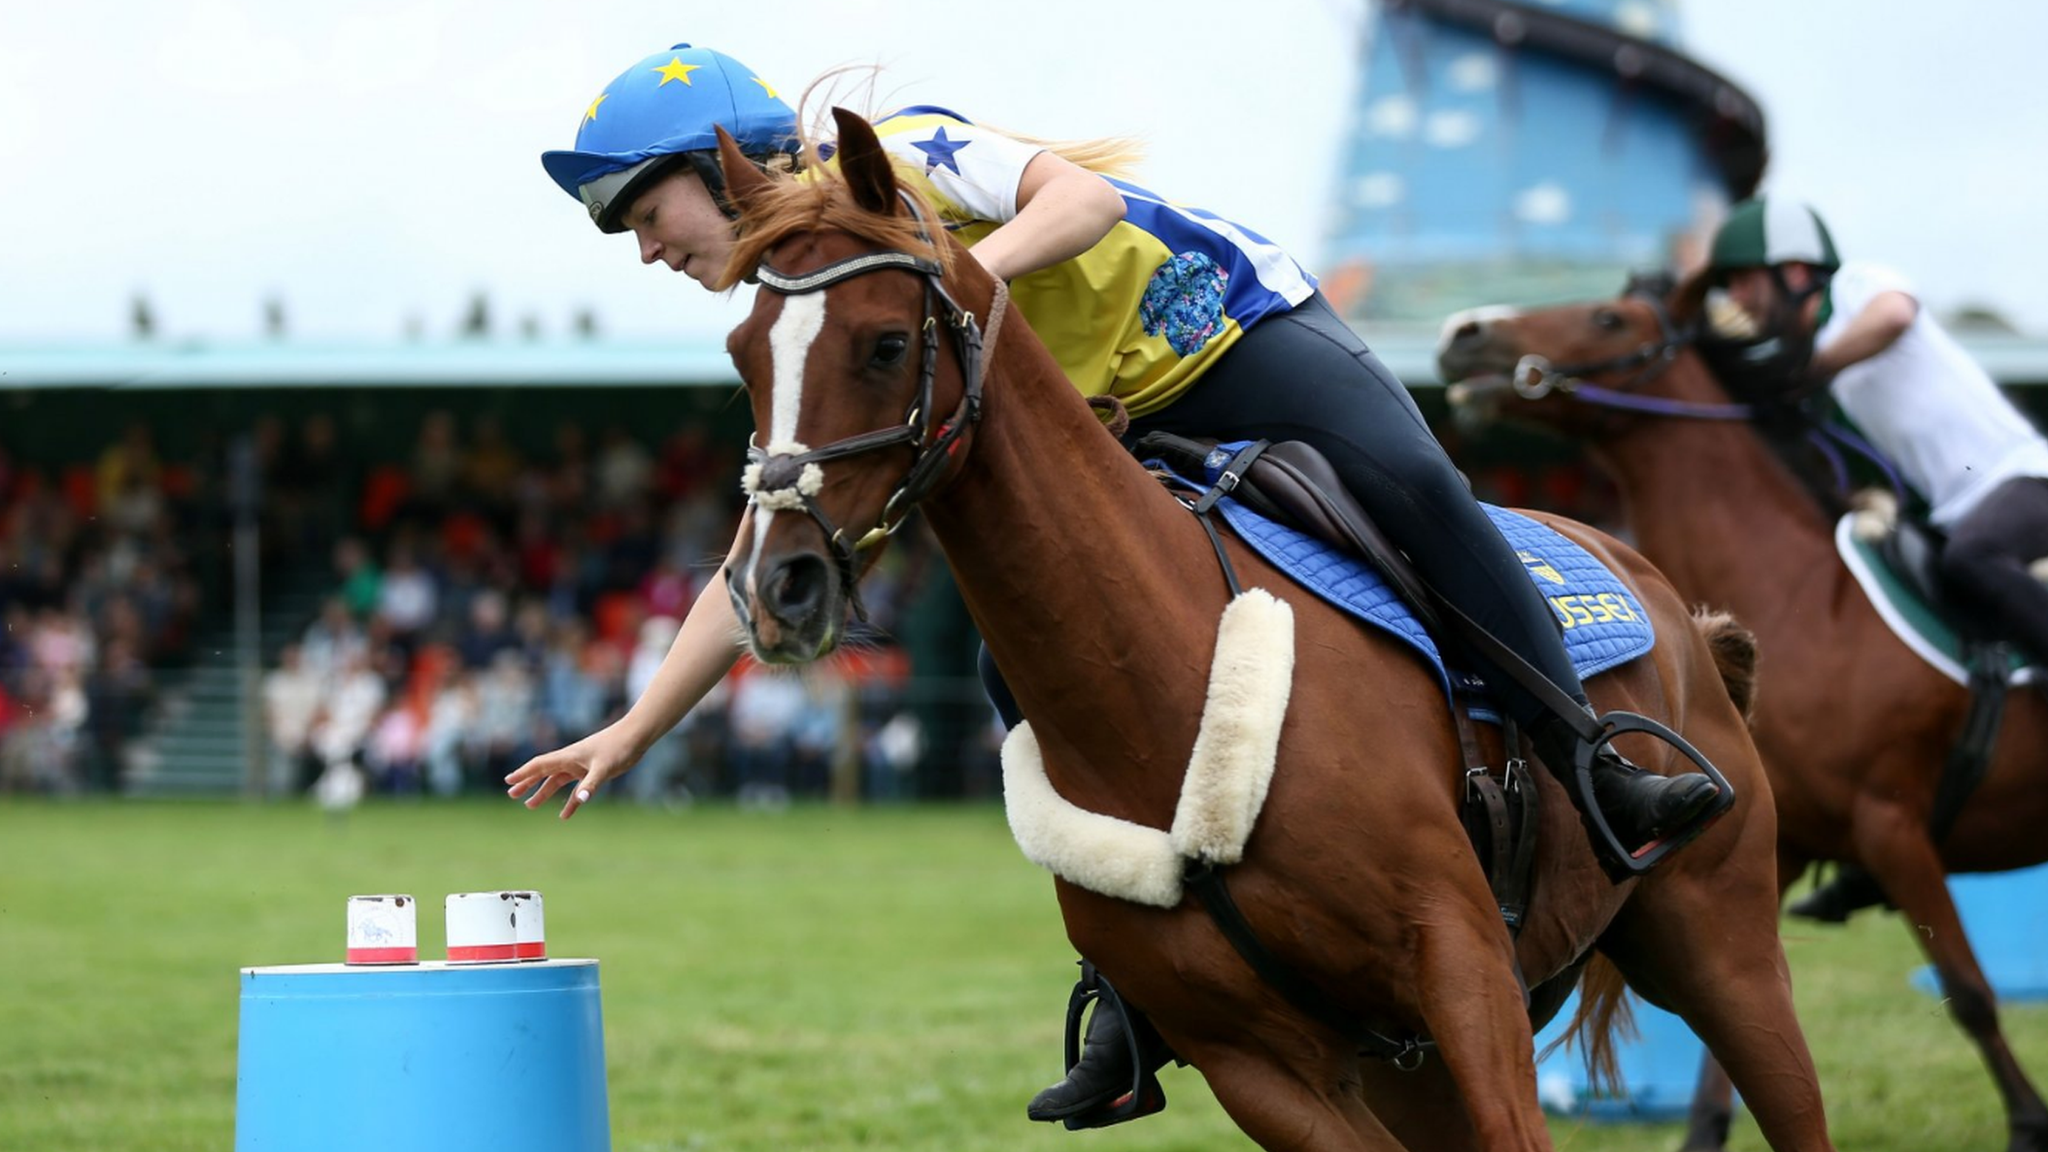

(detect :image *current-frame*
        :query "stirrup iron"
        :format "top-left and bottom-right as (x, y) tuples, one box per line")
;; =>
(1568, 710), (1736, 880)
(1055, 962), (1166, 1130)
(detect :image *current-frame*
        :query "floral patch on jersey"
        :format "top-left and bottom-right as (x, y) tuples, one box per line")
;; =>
(1140, 252), (1230, 356)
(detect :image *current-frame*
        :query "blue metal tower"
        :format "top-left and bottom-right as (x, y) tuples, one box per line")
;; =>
(1323, 0), (1765, 322)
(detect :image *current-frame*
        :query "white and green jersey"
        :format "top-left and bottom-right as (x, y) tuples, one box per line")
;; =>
(1822, 261), (2048, 526)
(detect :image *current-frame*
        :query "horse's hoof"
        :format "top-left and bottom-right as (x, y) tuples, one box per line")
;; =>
(2007, 1116), (2048, 1152)
(1786, 868), (1890, 924)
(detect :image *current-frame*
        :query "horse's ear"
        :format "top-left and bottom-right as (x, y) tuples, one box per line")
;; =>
(715, 126), (773, 215)
(830, 106), (898, 215)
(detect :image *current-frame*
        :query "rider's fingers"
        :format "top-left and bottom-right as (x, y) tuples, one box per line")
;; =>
(558, 772), (607, 820)
(505, 751), (570, 788)
(524, 772), (579, 808)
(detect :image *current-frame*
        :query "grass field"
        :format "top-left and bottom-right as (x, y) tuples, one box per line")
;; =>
(2, 798), (2044, 1151)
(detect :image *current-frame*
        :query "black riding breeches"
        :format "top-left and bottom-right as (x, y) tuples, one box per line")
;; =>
(1940, 475), (2048, 664)
(1122, 292), (1589, 728)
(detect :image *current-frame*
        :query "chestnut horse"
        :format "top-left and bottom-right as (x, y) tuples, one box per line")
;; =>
(1439, 284), (2048, 1152)
(709, 111), (1833, 1151)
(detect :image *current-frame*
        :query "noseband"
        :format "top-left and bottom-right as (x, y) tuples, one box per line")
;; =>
(740, 195), (1006, 620)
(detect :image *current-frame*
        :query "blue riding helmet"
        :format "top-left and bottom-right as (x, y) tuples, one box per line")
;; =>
(541, 43), (800, 233)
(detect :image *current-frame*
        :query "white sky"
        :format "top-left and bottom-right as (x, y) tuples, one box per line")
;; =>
(1, 0), (2043, 344)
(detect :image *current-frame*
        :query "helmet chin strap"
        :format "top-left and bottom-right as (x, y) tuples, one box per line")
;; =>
(684, 149), (803, 220)
(1767, 264), (1832, 329)
(683, 151), (742, 220)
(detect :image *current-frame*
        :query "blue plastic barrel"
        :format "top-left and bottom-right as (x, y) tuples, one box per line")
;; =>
(1912, 863), (2048, 1002)
(236, 958), (611, 1151)
(1533, 990), (1711, 1122)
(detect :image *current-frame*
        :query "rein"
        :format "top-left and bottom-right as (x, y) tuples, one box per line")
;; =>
(740, 195), (1008, 619)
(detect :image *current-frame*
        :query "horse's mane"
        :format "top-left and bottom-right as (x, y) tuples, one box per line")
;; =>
(715, 155), (954, 292)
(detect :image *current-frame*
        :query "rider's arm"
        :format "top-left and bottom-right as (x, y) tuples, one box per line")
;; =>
(1811, 289), (1918, 378)
(506, 516), (751, 817)
(963, 151), (1126, 282)
(611, 562), (746, 756)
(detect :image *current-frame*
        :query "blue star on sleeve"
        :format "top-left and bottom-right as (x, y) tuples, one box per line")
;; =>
(910, 126), (971, 175)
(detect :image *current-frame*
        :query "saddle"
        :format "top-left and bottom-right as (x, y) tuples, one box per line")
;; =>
(1135, 432), (1540, 929)
(1880, 518), (1992, 638)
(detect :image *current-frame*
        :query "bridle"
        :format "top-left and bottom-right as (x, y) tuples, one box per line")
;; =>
(739, 194), (1007, 620)
(1499, 287), (1755, 421)
(1466, 284), (1909, 501)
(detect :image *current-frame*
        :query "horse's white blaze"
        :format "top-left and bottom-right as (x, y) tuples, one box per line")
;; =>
(1437, 304), (1522, 354)
(745, 292), (828, 598)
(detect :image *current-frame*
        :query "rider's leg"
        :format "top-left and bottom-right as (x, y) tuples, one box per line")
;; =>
(1127, 293), (1722, 871)
(1939, 475), (2048, 665)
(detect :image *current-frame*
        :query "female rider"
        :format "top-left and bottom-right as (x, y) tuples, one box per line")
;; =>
(511, 41), (1725, 1129)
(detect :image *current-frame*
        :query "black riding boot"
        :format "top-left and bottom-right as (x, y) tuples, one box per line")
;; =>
(1530, 713), (1725, 877)
(1027, 998), (1169, 1125)
(1787, 864), (1891, 923)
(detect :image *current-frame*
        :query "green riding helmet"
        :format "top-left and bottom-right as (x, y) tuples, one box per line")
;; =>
(1707, 198), (1842, 276)
(1698, 198), (1840, 399)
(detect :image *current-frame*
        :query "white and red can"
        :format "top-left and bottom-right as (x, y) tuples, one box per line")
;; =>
(445, 891), (520, 963)
(344, 894), (418, 965)
(511, 890), (547, 961)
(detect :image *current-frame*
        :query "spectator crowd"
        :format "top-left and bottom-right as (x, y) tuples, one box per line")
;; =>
(0, 425), (202, 792)
(256, 409), (975, 806)
(0, 403), (1614, 803)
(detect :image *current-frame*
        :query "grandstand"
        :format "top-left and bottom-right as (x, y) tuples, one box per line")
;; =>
(4, 322), (2043, 803)
(5, 0), (2046, 805)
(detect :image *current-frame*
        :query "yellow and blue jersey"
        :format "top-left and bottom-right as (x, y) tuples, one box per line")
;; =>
(863, 107), (1317, 417)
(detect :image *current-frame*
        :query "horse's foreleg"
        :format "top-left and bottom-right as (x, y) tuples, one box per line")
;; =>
(1597, 830), (1836, 1151)
(1676, 843), (1816, 1152)
(1191, 1039), (1406, 1152)
(1858, 812), (2048, 1152)
(1407, 908), (1556, 1152)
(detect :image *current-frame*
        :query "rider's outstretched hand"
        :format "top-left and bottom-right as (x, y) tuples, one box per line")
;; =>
(505, 729), (638, 820)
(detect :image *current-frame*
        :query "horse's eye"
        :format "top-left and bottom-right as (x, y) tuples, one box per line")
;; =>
(869, 333), (910, 369)
(1593, 309), (1625, 332)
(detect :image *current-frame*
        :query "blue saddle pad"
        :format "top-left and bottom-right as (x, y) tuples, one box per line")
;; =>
(1182, 445), (1655, 703)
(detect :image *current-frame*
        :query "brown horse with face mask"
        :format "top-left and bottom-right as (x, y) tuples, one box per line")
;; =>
(1439, 283), (2048, 1152)
(709, 111), (1834, 1151)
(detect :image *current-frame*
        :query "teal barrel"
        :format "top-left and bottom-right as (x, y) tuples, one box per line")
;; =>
(235, 959), (611, 1151)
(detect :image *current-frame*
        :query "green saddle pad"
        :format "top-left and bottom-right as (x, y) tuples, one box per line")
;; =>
(1835, 514), (2036, 686)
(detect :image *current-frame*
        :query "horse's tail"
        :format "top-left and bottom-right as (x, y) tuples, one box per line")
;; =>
(1691, 606), (1759, 724)
(1557, 952), (1634, 1096)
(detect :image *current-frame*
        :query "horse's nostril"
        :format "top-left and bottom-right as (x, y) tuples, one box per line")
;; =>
(765, 554), (828, 623)
(1452, 319), (1484, 347)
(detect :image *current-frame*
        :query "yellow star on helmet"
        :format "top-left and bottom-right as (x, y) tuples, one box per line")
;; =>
(584, 92), (607, 122)
(751, 76), (779, 99)
(652, 57), (701, 87)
